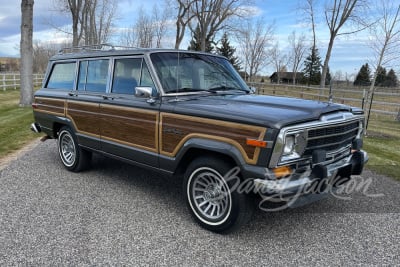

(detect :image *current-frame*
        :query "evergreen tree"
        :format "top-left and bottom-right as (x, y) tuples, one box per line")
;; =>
(302, 46), (321, 85)
(216, 32), (241, 71)
(188, 25), (213, 52)
(375, 66), (387, 87)
(384, 69), (398, 87)
(325, 67), (332, 86)
(353, 63), (371, 86)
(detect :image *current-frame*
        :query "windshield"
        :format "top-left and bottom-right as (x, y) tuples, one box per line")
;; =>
(150, 52), (249, 94)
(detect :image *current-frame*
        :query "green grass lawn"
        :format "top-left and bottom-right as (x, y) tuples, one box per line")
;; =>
(0, 89), (399, 181)
(363, 136), (399, 181)
(0, 90), (38, 158)
(363, 117), (400, 181)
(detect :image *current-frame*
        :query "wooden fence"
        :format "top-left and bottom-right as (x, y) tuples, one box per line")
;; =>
(250, 83), (400, 118)
(1, 73), (44, 91)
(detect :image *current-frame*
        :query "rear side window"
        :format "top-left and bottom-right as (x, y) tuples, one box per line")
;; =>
(46, 62), (76, 89)
(77, 59), (109, 93)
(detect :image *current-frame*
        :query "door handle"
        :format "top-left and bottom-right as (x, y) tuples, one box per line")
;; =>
(102, 95), (114, 100)
(68, 92), (77, 97)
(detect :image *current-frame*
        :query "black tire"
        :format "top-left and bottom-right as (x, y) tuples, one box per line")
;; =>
(57, 126), (91, 172)
(183, 157), (254, 233)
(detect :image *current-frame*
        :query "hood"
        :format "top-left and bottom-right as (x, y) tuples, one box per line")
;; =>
(163, 94), (352, 129)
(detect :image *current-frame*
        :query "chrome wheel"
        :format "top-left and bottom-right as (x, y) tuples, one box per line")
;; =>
(188, 167), (232, 225)
(59, 130), (76, 167)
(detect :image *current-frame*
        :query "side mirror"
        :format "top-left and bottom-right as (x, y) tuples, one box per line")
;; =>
(135, 86), (153, 98)
(135, 86), (158, 104)
(249, 86), (257, 94)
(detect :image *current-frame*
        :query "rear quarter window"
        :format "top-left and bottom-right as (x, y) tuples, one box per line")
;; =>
(46, 62), (76, 89)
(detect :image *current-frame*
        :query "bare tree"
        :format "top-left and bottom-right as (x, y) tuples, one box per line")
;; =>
(119, 27), (136, 47)
(237, 18), (274, 81)
(33, 41), (60, 73)
(365, 0), (400, 131)
(333, 70), (343, 81)
(135, 7), (155, 48)
(119, 4), (171, 48)
(320, 0), (368, 88)
(56, 0), (117, 46)
(309, 0), (317, 50)
(188, 0), (252, 52)
(153, 4), (171, 48)
(64, 0), (83, 46)
(288, 31), (307, 84)
(20, 0), (34, 106)
(302, 0), (318, 49)
(174, 0), (195, 49)
(270, 43), (288, 84)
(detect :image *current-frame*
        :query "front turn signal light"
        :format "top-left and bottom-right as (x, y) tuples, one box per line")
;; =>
(246, 138), (267, 148)
(273, 166), (292, 179)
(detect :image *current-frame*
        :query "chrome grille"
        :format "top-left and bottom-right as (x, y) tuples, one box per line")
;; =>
(304, 121), (359, 155)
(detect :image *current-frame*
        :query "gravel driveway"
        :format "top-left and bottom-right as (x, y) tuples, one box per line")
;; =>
(0, 140), (399, 266)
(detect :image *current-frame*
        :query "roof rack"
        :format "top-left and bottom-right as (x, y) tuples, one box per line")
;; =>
(58, 43), (140, 54)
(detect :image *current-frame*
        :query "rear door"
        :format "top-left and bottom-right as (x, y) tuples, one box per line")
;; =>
(99, 56), (160, 167)
(66, 58), (110, 150)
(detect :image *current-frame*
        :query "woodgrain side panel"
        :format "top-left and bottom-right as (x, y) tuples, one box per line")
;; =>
(66, 100), (101, 137)
(160, 113), (267, 164)
(34, 97), (65, 116)
(100, 104), (159, 152)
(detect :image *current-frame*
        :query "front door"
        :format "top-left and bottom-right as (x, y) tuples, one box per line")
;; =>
(99, 57), (160, 167)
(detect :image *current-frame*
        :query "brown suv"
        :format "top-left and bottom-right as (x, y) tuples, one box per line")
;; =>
(31, 45), (368, 233)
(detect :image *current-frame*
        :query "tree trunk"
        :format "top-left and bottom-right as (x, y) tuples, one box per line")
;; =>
(20, 0), (34, 107)
(200, 37), (206, 51)
(320, 35), (335, 88)
(175, 19), (182, 49)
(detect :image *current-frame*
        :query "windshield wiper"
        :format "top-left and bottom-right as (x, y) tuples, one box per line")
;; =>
(207, 86), (247, 93)
(173, 87), (210, 93)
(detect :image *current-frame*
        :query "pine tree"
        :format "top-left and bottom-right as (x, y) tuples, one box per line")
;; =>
(354, 63), (371, 86)
(375, 66), (387, 87)
(188, 25), (213, 52)
(385, 69), (398, 87)
(216, 32), (241, 71)
(302, 46), (321, 85)
(325, 67), (332, 86)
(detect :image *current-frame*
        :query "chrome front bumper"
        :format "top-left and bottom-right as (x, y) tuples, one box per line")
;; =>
(254, 150), (368, 196)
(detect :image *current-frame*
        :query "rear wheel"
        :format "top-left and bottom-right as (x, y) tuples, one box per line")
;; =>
(58, 126), (91, 172)
(183, 157), (254, 233)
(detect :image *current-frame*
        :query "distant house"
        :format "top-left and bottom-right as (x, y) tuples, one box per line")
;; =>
(270, 72), (303, 84)
(0, 57), (20, 72)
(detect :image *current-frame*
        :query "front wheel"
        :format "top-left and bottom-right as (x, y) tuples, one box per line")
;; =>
(183, 157), (253, 233)
(58, 126), (91, 172)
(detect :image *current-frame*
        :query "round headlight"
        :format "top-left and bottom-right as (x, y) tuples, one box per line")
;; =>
(283, 135), (295, 155)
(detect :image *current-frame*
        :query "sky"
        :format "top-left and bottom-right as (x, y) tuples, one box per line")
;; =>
(0, 0), (397, 78)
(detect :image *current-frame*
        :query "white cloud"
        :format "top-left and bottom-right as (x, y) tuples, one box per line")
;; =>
(0, 34), (20, 57)
(237, 5), (264, 17)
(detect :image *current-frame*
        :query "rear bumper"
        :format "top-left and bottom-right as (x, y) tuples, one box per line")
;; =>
(253, 150), (368, 207)
(30, 122), (41, 133)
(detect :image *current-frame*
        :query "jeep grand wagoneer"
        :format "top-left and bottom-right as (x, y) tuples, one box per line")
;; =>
(31, 45), (368, 233)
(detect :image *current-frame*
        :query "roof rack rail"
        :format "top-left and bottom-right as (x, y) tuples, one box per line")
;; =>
(58, 43), (140, 54)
